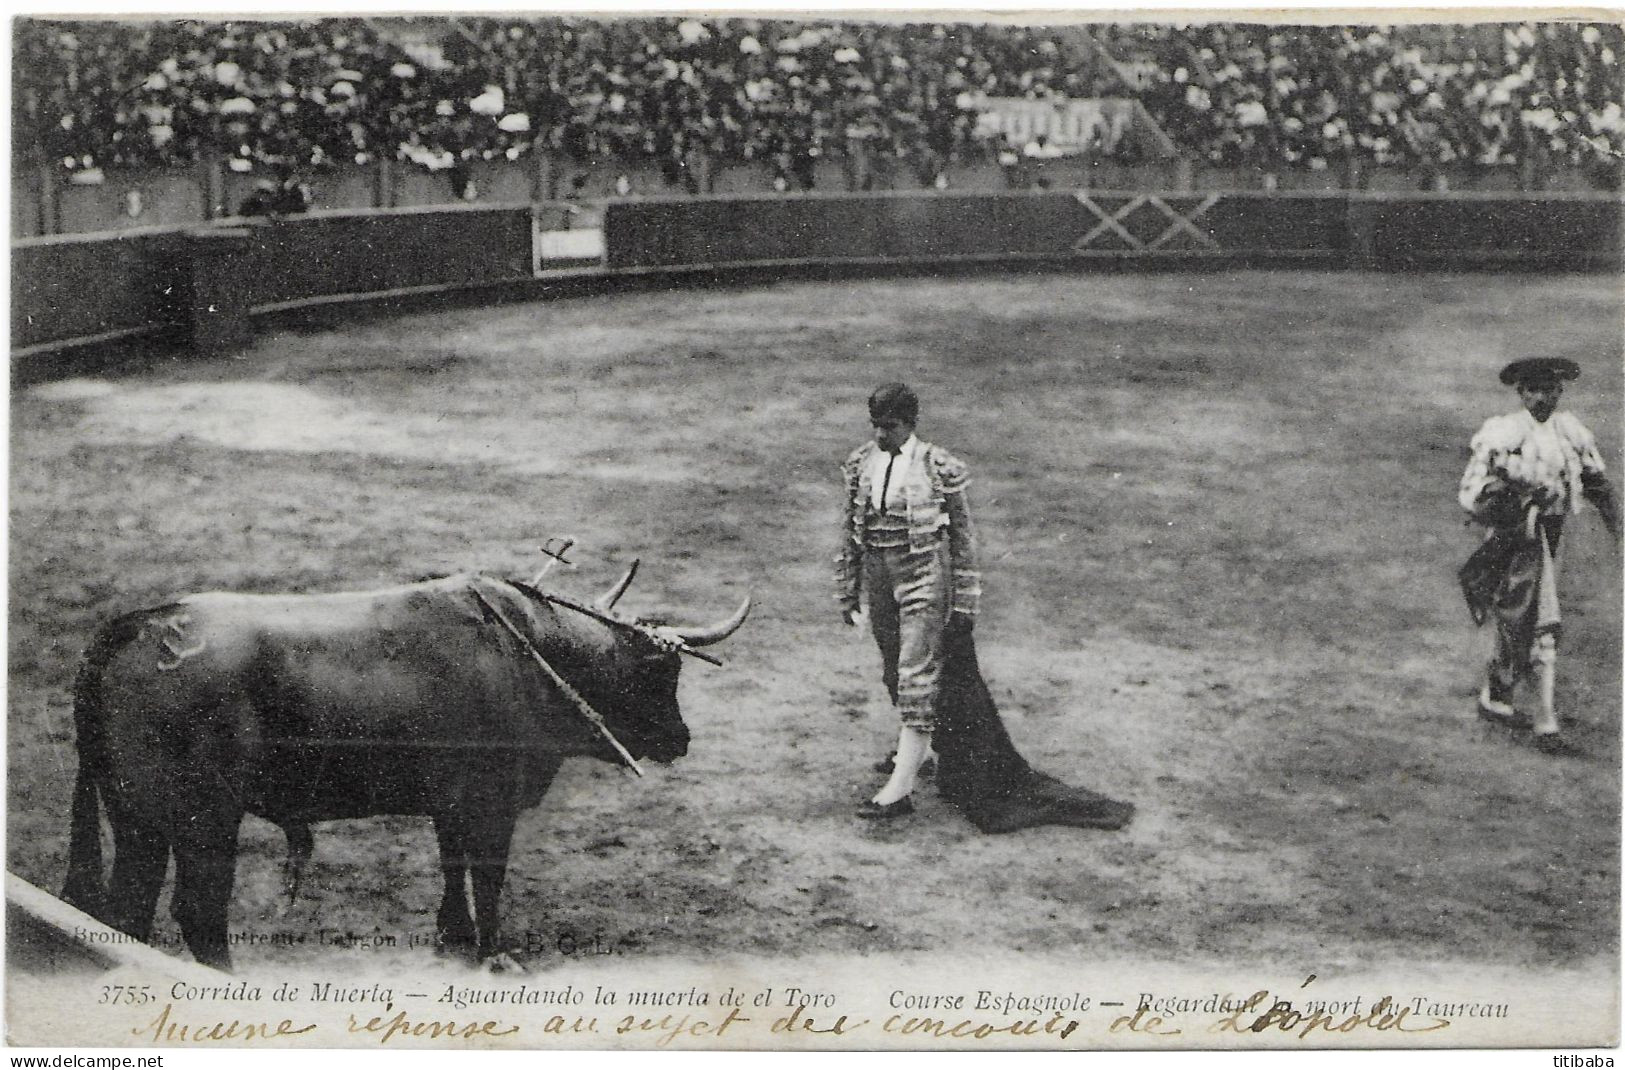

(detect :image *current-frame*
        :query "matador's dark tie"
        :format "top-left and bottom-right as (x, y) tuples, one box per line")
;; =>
(879, 450), (898, 511)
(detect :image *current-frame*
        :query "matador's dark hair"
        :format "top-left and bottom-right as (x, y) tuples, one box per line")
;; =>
(868, 382), (919, 423)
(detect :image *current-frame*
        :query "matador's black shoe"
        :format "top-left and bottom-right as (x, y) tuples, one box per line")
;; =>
(857, 796), (915, 820)
(1477, 683), (1529, 729)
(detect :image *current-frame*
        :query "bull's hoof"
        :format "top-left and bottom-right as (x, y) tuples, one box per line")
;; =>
(481, 952), (525, 974)
(434, 932), (479, 964)
(436, 944), (477, 966)
(1533, 733), (1582, 757)
(187, 947), (234, 972)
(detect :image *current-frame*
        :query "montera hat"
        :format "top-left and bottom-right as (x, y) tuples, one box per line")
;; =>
(1500, 357), (1581, 386)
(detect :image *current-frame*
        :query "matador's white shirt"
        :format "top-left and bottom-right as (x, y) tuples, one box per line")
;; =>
(1458, 409), (1607, 518)
(865, 433), (921, 511)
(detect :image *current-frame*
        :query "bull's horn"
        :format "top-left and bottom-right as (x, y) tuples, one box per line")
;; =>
(674, 596), (752, 647)
(594, 559), (640, 612)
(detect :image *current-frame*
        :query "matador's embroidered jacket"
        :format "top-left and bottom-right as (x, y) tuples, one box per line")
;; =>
(835, 440), (981, 617)
(1458, 408), (1609, 525)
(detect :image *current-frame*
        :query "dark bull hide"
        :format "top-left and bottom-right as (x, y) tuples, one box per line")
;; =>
(61, 571), (749, 970)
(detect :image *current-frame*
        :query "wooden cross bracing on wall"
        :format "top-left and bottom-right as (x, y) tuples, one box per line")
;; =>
(1072, 192), (1222, 251)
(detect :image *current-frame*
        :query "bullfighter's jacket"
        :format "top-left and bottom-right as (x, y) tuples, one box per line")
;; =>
(1456, 407), (1617, 675)
(1458, 408), (1609, 526)
(836, 439), (981, 618)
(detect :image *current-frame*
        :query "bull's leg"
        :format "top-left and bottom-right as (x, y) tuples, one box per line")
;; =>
(466, 811), (520, 963)
(171, 817), (242, 972)
(432, 815), (476, 957)
(282, 824), (313, 904)
(105, 820), (169, 943)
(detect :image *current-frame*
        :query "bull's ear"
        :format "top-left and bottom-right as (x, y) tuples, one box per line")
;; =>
(595, 559), (640, 613)
(673, 596), (752, 647)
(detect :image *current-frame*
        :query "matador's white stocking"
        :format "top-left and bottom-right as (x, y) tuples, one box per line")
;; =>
(1532, 633), (1559, 736)
(874, 726), (932, 805)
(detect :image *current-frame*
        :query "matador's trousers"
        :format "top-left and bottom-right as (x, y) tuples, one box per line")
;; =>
(1488, 517), (1564, 691)
(863, 539), (952, 731)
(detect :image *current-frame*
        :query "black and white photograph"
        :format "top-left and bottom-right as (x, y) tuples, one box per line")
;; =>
(6, 7), (1622, 1054)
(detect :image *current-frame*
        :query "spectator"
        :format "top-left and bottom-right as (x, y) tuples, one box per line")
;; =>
(445, 159), (483, 200)
(995, 134), (1023, 187)
(1022, 133), (1064, 188)
(238, 165), (311, 216)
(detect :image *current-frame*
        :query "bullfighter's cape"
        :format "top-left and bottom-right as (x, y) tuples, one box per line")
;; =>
(932, 623), (1134, 834)
(1458, 524), (1562, 667)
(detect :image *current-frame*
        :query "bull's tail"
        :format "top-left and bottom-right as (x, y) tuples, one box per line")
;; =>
(62, 753), (105, 917)
(61, 610), (155, 917)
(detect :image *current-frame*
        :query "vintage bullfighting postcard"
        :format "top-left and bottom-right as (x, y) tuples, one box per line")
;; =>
(6, 2), (1622, 1059)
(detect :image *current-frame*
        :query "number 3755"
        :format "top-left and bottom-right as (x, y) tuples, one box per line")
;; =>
(98, 985), (154, 1005)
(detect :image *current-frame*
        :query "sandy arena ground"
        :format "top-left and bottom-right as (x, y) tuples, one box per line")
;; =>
(8, 269), (1621, 976)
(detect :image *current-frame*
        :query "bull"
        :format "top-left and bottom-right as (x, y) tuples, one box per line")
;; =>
(60, 568), (749, 971)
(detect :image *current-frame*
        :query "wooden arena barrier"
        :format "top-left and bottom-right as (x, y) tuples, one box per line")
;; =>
(6, 872), (225, 982)
(12, 229), (182, 353)
(604, 189), (1618, 270)
(242, 204), (533, 312)
(11, 190), (1622, 382)
(1348, 190), (1623, 269)
(11, 205), (535, 376)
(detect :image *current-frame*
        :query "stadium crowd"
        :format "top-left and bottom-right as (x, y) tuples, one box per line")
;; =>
(13, 18), (1624, 189)
(1118, 23), (1625, 174)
